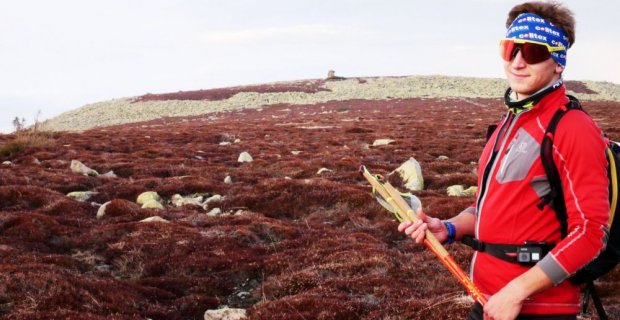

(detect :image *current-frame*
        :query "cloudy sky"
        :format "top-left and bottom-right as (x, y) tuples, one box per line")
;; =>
(1, 0), (619, 133)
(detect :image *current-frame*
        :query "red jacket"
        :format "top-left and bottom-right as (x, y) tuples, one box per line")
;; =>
(471, 85), (609, 314)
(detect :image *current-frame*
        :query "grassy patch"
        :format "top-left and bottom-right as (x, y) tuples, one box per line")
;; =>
(0, 118), (54, 158)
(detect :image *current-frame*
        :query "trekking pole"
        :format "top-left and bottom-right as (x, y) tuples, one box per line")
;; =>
(360, 165), (487, 306)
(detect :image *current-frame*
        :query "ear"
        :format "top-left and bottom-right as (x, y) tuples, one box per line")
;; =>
(555, 63), (564, 74)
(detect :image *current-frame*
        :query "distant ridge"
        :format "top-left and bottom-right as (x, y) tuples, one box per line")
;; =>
(40, 75), (620, 132)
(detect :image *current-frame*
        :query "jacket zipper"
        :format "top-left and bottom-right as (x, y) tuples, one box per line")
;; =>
(475, 111), (520, 237)
(470, 112), (520, 282)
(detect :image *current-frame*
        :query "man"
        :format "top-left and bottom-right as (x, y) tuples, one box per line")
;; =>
(398, 2), (610, 320)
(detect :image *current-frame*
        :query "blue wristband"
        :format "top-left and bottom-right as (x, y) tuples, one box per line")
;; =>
(442, 220), (456, 244)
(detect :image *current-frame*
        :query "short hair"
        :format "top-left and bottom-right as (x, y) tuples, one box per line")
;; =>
(506, 1), (576, 48)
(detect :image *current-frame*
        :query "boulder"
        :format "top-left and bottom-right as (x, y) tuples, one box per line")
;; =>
(462, 186), (478, 197)
(207, 208), (222, 217)
(205, 194), (222, 205)
(70, 160), (99, 176)
(204, 307), (246, 320)
(224, 176), (233, 184)
(140, 216), (169, 223)
(96, 201), (111, 219)
(372, 139), (395, 146)
(238, 152), (253, 163)
(67, 191), (99, 202)
(447, 185), (478, 197)
(136, 191), (162, 205)
(391, 157), (424, 191)
(96, 199), (143, 219)
(141, 199), (164, 209)
(316, 167), (333, 175)
(100, 170), (117, 178)
(171, 194), (204, 207)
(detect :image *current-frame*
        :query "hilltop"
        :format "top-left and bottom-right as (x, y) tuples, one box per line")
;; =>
(40, 75), (620, 132)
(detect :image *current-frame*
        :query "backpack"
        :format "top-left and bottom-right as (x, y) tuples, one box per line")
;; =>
(539, 95), (620, 319)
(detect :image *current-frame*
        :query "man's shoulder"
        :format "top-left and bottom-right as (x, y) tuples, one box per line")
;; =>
(556, 105), (598, 131)
(552, 104), (606, 152)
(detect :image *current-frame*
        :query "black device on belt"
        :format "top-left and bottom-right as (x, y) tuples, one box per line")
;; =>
(462, 236), (555, 266)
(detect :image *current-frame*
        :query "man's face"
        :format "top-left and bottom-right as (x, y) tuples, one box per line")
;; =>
(503, 50), (564, 99)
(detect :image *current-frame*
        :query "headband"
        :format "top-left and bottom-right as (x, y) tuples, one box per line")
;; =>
(505, 13), (569, 67)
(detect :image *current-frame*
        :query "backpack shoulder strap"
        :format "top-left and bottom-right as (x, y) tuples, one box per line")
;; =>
(541, 96), (615, 320)
(539, 96), (583, 238)
(582, 281), (609, 320)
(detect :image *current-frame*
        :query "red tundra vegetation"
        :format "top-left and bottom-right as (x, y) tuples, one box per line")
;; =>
(0, 85), (619, 319)
(132, 80), (331, 103)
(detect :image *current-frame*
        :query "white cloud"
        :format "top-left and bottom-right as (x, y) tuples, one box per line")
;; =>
(203, 24), (379, 44)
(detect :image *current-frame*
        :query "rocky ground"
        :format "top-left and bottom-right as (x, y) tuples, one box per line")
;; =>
(38, 75), (620, 132)
(1, 77), (620, 319)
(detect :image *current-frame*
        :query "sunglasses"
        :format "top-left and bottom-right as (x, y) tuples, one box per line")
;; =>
(499, 38), (565, 64)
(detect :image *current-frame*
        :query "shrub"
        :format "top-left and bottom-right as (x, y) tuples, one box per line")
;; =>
(0, 114), (54, 158)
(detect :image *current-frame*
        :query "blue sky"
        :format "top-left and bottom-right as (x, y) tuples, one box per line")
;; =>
(1, 0), (619, 133)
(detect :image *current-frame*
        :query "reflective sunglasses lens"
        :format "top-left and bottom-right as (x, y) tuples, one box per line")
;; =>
(500, 40), (516, 62)
(500, 40), (551, 64)
(521, 42), (551, 64)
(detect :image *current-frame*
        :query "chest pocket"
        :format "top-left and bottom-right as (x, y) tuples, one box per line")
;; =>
(496, 128), (541, 183)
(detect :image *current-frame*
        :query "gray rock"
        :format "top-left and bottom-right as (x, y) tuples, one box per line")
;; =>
(204, 307), (246, 320)
(372, 139), (394, 146)
(206, 208), (222, 217)
(391, 157), (424, 191)
(171, 194), (204, 207)
(205, 194), (222, 205)
(237, 152), (253, 163)
(70, 160), (99, 176)
(141, 199), (164, 209)
(67, 191), (99, 202)
(447, 185), (478, 197)
(136, 191), (162, 205)
(96, 201), (111, 219)
(140, 216), (169, 223)
(100, 170), (117, 178)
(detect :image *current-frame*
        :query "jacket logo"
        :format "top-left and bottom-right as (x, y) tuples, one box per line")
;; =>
(515, 142), (528, 154)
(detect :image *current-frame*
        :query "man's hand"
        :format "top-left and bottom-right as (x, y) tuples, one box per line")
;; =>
(483, 266), (553, 320)
(483, 282), (524, 320)
(397, 208), (447, 243)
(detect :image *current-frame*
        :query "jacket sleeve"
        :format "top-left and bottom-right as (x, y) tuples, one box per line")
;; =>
(537, 110), (610, 285)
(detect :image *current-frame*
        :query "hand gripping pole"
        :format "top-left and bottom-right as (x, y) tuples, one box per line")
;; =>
(360, 165), (487, 305)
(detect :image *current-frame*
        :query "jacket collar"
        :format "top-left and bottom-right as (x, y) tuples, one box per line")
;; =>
(504, 78), (564, 114)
